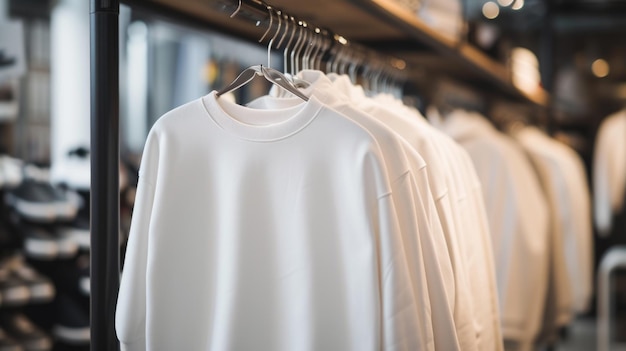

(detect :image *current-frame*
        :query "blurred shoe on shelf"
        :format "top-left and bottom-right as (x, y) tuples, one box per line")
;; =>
(52, 294), (89, 345)
(0, 327), (23, 351)
(4, 176), (80, 223)
(52, 229), (79, 260)
(18, 225), (58, 261)
(41, 186), (80, 222)
(0, 261), (30, 307)
(3, 255), (54, 304)
(0, 313), (52, 351)
(56, 211), (89, 251)
(4, 181), (56, 223)
(17, 224), (78, 261)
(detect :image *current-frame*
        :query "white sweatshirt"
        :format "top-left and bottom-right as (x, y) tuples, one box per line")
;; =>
(593, 110), (626, 236)
(323, 75), (502, 351)
(117, 92), (431, 351)
(437, 111), (550, 347)
(513, 126), (575, 341)
(252, 70), (466, 350)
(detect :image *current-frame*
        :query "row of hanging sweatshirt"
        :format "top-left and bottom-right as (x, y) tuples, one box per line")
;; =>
(115, 68), (594, 351)
(593, 108), (626, 238)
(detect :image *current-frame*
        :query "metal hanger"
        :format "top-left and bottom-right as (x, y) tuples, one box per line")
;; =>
(333, 36), (350, 75)
(257, 5), (274, 44)
(307, 28), (322, 70)
(326, 35), (341, 74)
(338, 44), (350, 77)
(329, 36), (341, 74)
(301, 28), (314, 71)
(294, 22), (309, 74)
(268, 10), (307, 88)
(229, 0), (242, 18)
(314, 30), (331, 71)
(266, 8), (282, 68)
(282, 16), (297, 73)
(216, 4), (308, 101)
(275, 13), (289, 54)
(349, 50), (360, 81)
(311, 30), (324, 71)
(290, 21), (305, 76)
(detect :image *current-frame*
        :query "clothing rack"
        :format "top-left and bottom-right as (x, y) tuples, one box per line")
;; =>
(88, 0), (404, 349)
(212, 0), (408, 85)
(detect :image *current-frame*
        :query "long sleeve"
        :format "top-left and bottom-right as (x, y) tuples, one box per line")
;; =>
(389, 168), (461, 351)
(118, 93), (452, 350)
(361, 148), (428, 351)
(116, 133), (160, 351)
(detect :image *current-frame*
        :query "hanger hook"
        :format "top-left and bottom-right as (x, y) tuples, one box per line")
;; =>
(283, 16), (297, 71)
(302, 26), (313, 70)
(267, 9), (282, 68)
(310, 28), (323, 70)
(276, 13), (289, 50)
(229, 0), (243, 18)
(304, 27), (319, 71)
(258, 5), (274, 43)
(319, 31), (333, 71)
(295, 22), (308, 74)
(291, 21), (305, 75)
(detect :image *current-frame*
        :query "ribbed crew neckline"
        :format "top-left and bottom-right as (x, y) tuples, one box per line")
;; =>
(201, 91), (323, 142)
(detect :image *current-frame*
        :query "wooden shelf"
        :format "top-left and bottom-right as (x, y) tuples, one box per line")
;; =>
(351, 0), (549, 106)
(123, 0), (550, 107)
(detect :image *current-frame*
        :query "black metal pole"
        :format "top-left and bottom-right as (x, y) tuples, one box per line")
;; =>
(90, 0), (120, 350)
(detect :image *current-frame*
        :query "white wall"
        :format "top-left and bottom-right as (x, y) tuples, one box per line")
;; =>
(0, 0), (6, 19)
(50, 0), (90, 167)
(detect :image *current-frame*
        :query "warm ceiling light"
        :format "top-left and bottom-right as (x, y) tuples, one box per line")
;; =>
(512, 0), (524, 10)
(592, 59), (610, 78)
(393, 59), (407, 70)
(498, 0), (514, 6)
(482, 2), (500, 19)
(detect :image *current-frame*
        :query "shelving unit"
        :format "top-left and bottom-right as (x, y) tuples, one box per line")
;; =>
(121, 0), (550, 106)
(353, 0), (549, 106)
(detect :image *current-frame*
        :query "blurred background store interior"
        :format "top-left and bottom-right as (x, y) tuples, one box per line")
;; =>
(0, 0), (625, 350)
